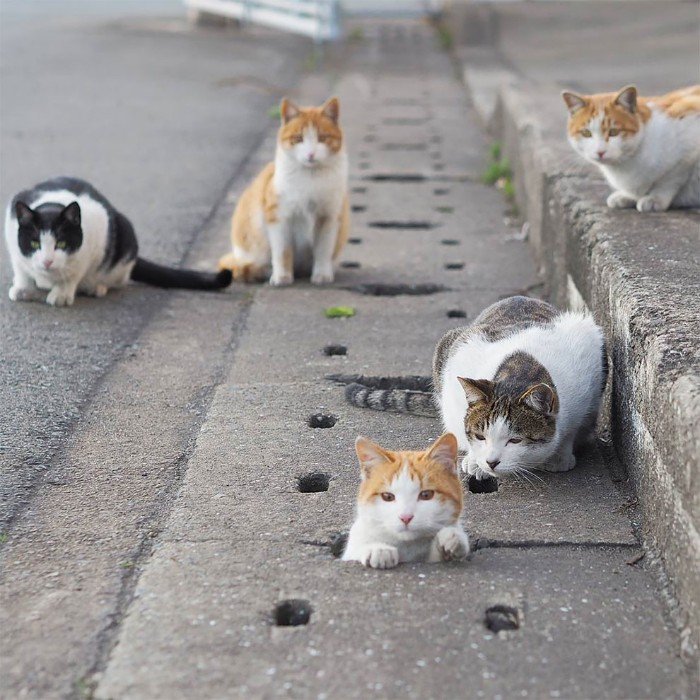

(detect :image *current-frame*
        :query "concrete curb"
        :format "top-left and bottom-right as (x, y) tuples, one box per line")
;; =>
(460, 64), (700, 656)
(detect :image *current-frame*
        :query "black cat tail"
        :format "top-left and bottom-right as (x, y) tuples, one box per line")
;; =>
(131, 258), (232, 291)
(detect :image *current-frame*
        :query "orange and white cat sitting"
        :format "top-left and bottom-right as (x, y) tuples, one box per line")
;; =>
(342, 433), (469, 569)
(219, 97), (349, 286)
(562, 85), (700, 212)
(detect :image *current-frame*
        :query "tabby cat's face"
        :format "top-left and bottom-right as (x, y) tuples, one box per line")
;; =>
(278, 97), (343, 168)
(563, 85), (645, 166)
(355, 434), (463, 541)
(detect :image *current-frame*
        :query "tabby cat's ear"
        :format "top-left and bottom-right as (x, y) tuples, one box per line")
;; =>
(280, 98), (300, 124)
(561, 91), (588, 114)
(519, 383), (558, 416)
(426, 433), (458, 473)
(15, 201), (34, 226)
(458, 377), (493, 406)
(321, 97), (340, 123)
(355, 435), (391, 479)
(61, 202), (81, 226)
(614, 85), (637, 113)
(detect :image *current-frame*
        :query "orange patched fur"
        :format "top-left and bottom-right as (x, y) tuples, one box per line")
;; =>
(219, 97), (349, 285)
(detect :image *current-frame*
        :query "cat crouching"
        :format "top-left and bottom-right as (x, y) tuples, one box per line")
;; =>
(343, 433), (470, 569)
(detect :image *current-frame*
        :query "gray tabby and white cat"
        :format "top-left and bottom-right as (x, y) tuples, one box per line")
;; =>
(344, 296), (607, 479)
(4, 177), (232, 307)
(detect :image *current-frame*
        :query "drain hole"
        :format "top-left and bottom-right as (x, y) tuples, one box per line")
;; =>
(435, 206), (454, 214)
(381, 143), (427, 152)
(447, 309), (467, 319)
(341, 261), (361, 269)
(308, 413), (337, 429)
(363, 174), (426, 182)
(274, 599), (312, 627)
(484, 605), (519, 633)
(323, 344), (347, 356)
(346, 283), (446, 296)
(352, 186), (367, 194)
(351, 205), (366, 213)
(329, 531), (349, 558)
(369, 221), (438, 230)
(445, 262), (465, 270)
(348, 237), (362, 245)
(441, 239), (460, 246)
(327, 374), (432, 392)
(297, 472), (330, 493)
(468, 474), (499, 493)
(434, 188), (450, 195)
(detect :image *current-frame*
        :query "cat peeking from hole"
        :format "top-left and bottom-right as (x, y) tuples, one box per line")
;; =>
(342, 433), (470, 569)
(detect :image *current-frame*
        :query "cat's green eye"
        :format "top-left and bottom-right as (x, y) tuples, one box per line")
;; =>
(474, 433), (485, 441)
(30, 240), (40, 249)
(608, 128), (620, 137)
(579, 129), (592, 138)
(55, 241), (66, 250)
(418, 489), (434, 501)
(380, 492), (395, 502)
(508, 438), (522, 445)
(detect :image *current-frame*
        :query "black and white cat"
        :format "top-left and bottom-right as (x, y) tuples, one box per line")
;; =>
(4, 177), (231, 307)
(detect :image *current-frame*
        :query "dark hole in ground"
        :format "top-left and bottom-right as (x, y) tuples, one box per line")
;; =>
(341, 261), (361, 269)
(447, 309), (467, 319)
(369, 221), (438, 230)
(445, 262), (465, 270)
(363, 174), (426, 182)
(297, 472), (330, 493)
(348, 237), (362, 245)
(434, 188), (450, 195)
(329, 531), (349, 558)
(327, 374), (432, 392)
(468, 474), (499, 493)
(308, 413), (337, 429)
(381, 143), (427, 152)
(436, 206), (454, 214)
(274, 599), (313, 627)
(323, 344), (347, 356)
(346, 283), (446, 296)
(441, 239), (460, 245)
(352, 186), (367, 194)
(484, 605), (520, 633)
(351, 205), (367, 213)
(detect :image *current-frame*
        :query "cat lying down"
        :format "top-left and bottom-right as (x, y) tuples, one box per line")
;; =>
(343, 433), (470, 569)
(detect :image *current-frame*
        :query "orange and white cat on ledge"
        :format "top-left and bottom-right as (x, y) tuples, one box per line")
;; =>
(219, 97), (349, 286)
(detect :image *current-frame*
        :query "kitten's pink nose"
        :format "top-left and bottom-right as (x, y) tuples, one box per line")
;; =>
(307, 153), (315, 162)
(399, 513), (414, 525)
(43, 260), (53, 269)
(486, 459), (500, 470)
(597, 150), (606, 160)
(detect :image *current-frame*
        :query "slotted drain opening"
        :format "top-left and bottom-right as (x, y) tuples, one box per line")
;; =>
(327, 374), (432, 392)
(368, 221), (438, 230)
(323, 344), (347, 356)
(308, 413), (337, 429)
(341, 261), (361, 269)
(297, 472), (330, 493)
(468, 474), (499, 493)
(348, 237), (362, 245)
(346, 283), (447, 296)
(435, 206), (454, 214)
(352, 186), (367, 194)
(274, 599), (312, 627)
(363, 174), (426, 182)
(434, 188), (450, 195)
(441, 239), (460, 246)
(445, 262), (465, 270)
(351, 205), (367, 213)
(447, 309), (467, 319)
(484, 605), (520, 633)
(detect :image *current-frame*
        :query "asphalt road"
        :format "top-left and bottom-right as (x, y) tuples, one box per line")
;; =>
(0, 1), (308, 528)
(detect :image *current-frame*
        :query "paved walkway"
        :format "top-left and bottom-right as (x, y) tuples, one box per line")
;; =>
(1, 17), (693, 700)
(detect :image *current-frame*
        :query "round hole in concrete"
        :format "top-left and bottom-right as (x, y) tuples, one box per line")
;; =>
(484, 605), (519, 633)
(297, 472), (330, 493)
(468, 474), (499, 493)
(447, 309), (467, 319)
(308, 413), (337, 429)
(323, 344), (347, 356)
(341, 261), (361, 269)
(445, 262), (465, 270)
(274, 599), (313, 627)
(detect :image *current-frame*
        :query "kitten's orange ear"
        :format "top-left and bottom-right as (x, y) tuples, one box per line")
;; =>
(427, 433), (458, 473)
(613, 85), (637, 113)
(355, 435), (391, 479)
(321, 97), (340, 123)
(281, 98), (300, 124)
(562, 91), (587, 114)
(458, 377), (493, 406)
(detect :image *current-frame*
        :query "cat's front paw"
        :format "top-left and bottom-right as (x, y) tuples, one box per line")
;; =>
(269, 271), (294, 287)
(9, 285), (42, 302)
(310, 267), (334, 285)
(363, 544), (399, 569)
(636, 195), (670, 213)
(541, 451), (576, 472)
(46, 287), (75, 307)
(606, 191), (636, 209)
(436, 526), (470, 561)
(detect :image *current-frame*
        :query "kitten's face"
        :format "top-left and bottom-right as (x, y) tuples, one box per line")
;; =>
(460, 378), (557, 477)
(355, 433), (462, 541)
(278, 97), (343, 168)
(15, 201), (82, 275)
(563, 85), (646, 166)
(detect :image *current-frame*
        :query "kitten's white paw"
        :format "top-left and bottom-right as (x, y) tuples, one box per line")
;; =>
(436, 526), (470, 561)
(541, 451), (576, 472)
(606, 191), (636, 209)
(94, 284), (108, 298)
(9, 285), (41, 302)
(310, 268), (334, 285)
(636, 195), (670, 213)
(269, 271), (294, 287)
(46, 287), (75, 307)
(363, 544), (399, 569)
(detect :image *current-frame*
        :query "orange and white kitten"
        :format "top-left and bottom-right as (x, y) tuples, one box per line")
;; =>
(562, 85), (700, 212)
(219, 97), (349, 286)
(342, 433), (469, 569)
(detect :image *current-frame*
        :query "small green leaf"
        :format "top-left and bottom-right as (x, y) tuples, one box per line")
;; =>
(324, 306), (356, 318)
